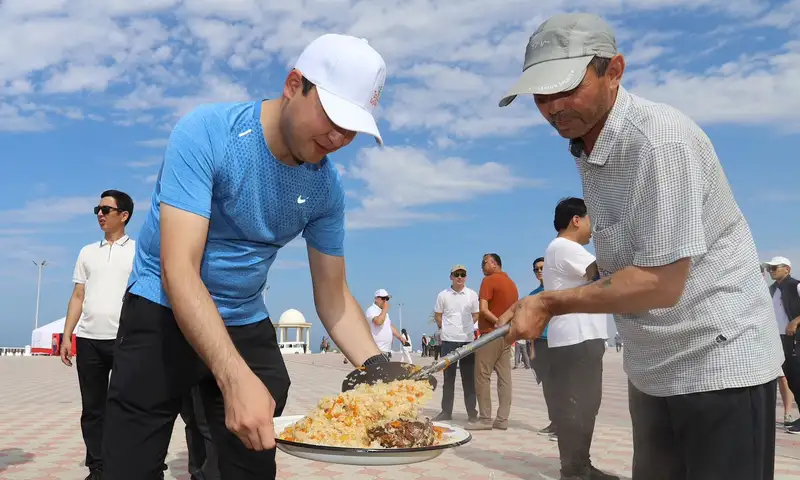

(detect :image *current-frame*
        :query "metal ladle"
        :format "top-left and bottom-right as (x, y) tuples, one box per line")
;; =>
(341, 324), (511, 392)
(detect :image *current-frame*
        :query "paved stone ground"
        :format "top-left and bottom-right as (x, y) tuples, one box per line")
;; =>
(1, 351), (799, 479)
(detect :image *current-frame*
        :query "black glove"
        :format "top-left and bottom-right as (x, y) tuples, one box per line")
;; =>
(362, 353), (391, 367)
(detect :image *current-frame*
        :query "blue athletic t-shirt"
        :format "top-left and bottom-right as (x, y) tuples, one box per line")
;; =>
(129, 101), (346, 326)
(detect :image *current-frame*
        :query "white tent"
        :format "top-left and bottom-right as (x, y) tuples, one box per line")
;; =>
(31, 317), (66, 354)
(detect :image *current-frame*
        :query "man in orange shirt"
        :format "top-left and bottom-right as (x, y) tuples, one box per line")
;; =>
(468, 253), (519, 430)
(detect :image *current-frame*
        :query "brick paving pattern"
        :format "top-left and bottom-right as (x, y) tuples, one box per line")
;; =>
(1, 351), (798, 479)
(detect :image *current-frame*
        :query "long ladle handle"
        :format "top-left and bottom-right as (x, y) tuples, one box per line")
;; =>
(410, 324), (512, 380)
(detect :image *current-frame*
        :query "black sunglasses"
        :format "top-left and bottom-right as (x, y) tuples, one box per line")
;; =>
(452, 271), (466, 278)
(533, 267), (543, 272)
(378, 296), (390, 301)
(94, 205), (123, 215)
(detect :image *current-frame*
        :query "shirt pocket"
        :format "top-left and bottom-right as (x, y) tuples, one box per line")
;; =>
(591, 219), (634, 275)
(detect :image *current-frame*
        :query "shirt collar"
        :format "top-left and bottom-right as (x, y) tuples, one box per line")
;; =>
(100, 235), (130, 247)
(448, 287), (467, 295)
(569, 86), (632, 166)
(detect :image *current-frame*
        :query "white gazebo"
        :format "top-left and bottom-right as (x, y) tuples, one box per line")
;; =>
(274, 309), (312, 352)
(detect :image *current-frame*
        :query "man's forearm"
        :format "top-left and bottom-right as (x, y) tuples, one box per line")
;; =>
(543, 265), (682, 316)
(62, 296), (83, 337)
(317, 289), (381, 365)
(164, 270), (246, 389)
(480, 308), (499, 324)
(372, 311), (387, 325)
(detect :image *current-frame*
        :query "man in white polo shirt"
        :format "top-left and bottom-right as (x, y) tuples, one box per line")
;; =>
(59, 190), (135, 480)
(432, 264), (480, 422)
(542, 197), (613, 480)
(365, 289), (405, 359)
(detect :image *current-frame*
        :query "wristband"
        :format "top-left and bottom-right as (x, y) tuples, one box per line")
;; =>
(362, 353), (391, 367)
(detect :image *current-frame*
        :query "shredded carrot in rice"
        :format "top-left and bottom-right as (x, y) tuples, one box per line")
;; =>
(278, 379), (436, 448)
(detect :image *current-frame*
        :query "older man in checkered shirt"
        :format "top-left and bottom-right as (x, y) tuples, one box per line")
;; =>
(498, 13), (783, 480)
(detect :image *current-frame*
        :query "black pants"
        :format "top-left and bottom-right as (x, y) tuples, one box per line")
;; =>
(102, 293), (291, 480)
(531, 338), (556, 424)
(76, 337), (115, 473)
(548, 339), (605, 476)
(181, 386), (219, 480)
(629, 378), (776, 480)
(780, 334), (800, 404)
(439, 341), (477, 418)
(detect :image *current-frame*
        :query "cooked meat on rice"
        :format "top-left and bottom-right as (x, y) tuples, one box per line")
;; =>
(366, 419), (436, 448)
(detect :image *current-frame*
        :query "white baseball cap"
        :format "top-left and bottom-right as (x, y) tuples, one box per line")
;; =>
(374, 289), (391, 298)
(764, 256), (792, 268)
(295, 34), (386, 145)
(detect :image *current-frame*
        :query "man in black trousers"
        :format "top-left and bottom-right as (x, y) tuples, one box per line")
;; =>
(765, 256), (800, 434)
(529, 257), (557, 440)
(432, 265), (480, 422)
(59, 190), (135, 480)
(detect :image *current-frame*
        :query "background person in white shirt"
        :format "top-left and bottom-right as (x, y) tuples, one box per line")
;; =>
(432, 264), (480, 422)
(365, 289), (405, 359)
(542, 197), (614, 480)
(59, 190), (135, 480)
(764, 256), (800, 432)
(400, 328), (414, 364)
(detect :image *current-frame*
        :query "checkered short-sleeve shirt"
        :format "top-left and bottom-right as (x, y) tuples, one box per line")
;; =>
(573, 87), (783, 397)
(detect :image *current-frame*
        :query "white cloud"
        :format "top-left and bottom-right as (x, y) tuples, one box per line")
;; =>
(126, 156), (162, 168)
(627, 41), (800, 129)
(344, 146), (542, 229)
(0, 232), (70, 265)
(43, 64), (119, 93)
(0, 0), (793, 138)
(0, 196), (97, 224)
(756, 0), (800, 27)
(0, 103), (50, 131)
(136, 138), (168, 148)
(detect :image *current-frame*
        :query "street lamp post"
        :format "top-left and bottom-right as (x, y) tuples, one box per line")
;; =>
(32, 260), (48, 330)
(397, 302), (404, 331)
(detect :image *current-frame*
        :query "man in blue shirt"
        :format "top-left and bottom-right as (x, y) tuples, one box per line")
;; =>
(102, 34), (391, 480)
(529, 257), (556, 439)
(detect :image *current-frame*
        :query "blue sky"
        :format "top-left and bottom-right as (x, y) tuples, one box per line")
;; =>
(1, 0), (799, 351)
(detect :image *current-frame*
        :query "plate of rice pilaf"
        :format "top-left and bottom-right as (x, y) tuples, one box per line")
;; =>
(275, 379), (471, 466)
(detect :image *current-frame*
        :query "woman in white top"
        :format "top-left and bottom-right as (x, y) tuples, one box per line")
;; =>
(400, 328), (414, 364)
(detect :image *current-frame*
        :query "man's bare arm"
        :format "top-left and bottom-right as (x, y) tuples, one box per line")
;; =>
(371, 309), (388, 326)
(62, 284), (85, 338)
(434, 312), (443, 329)
(542, 258), (691, 316)
(480, 299), (499, 325)
(160, 204), (248, 390)
(308, 246), (381, 366)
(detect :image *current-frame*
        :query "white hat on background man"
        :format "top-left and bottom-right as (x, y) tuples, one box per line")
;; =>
(764, 256), (792, 268)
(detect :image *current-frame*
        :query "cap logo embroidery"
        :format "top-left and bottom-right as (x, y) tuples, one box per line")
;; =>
(370, 84), (383, 107)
